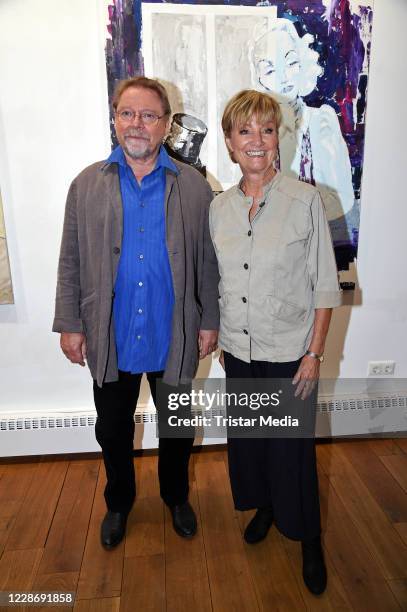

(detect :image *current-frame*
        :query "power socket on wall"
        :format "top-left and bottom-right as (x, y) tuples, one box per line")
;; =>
(367, 361), (396, 376)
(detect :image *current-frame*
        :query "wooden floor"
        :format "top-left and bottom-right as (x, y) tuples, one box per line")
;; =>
(0, 438), (407, 612)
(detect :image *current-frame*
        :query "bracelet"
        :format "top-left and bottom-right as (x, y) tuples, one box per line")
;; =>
(305, 350), (324, 363)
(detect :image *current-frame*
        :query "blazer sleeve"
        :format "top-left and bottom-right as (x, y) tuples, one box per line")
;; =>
(199, 182), (220, 330)
(306, 190), (342, 308)
(52, 179), (84, 333)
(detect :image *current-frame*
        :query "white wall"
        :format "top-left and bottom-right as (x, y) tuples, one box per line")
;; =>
(323, 0), (407, 379)
(0, 0), (111, 415)
(0, 0), (406, 437)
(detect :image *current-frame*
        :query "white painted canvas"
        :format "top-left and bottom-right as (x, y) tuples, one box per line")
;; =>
(142, 4), (277, 189)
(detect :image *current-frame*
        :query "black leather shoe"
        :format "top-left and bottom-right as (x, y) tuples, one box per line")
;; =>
(244, 506), (274, 544)
(100, 511), (128, 550)
(302, 536), (327, 595)
(170, 502), (197, 538)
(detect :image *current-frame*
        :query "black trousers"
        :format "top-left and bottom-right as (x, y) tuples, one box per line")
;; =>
(93, 370), (194, 513)
(224, 351), (321, 541)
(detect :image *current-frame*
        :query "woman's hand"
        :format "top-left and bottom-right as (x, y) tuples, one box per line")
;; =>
(292, 354), (320, 400)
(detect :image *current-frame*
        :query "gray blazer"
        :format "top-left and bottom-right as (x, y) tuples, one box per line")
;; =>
(53, 158), (220, 387)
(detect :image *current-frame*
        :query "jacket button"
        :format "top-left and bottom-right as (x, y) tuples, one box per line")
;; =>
(248, 230), (252, 236)
(113, 247), (120, 254)
(242, 297), (247, 303)
(243, 329), (248, 335)
(243, 263), (249, 270)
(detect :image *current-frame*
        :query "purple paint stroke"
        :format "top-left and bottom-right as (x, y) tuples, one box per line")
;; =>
(299, 129), (315, 186)
(105, 0), (144, 146)
(103, 0), (373, 266)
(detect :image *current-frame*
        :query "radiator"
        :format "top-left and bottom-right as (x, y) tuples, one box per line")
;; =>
(1, 390), (406, 457)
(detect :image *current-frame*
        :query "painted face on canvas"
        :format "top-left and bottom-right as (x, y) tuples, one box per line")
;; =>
(226, 116), (278, 176)
(255, 30), (301, 102)
(114, 86), (170, 162)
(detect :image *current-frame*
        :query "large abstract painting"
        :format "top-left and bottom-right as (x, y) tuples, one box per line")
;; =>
(105, 0), (374, 269)
(0, 190), (13, 304)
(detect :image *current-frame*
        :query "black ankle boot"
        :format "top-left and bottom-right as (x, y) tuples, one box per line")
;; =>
(301, 536), (327, 595)
(244, 506), (273, 544)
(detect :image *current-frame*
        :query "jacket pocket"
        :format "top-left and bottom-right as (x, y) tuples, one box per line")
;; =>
(266, 295), (307, 324)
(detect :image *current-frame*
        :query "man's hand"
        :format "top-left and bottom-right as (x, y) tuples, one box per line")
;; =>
(198, 329), (218, 360)
(60, 332), (87, 367)
(292, 355), (320, 400)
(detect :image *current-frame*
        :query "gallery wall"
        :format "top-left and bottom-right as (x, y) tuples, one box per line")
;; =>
(0, 0), (406, 431)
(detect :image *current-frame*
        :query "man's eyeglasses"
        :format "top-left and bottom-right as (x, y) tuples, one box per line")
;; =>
(115, 109), (165, 125)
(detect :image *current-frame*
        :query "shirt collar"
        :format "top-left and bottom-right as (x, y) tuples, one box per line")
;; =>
(237, 169), (281, 201)
(105, 144), (179, 175)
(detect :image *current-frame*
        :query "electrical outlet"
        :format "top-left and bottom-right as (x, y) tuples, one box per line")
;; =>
(367, 361), (396, 376)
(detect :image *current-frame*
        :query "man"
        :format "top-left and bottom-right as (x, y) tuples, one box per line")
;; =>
(53, 77), (219, 549)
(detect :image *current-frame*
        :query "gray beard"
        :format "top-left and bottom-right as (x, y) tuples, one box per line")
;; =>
(123, 141), (153, 161)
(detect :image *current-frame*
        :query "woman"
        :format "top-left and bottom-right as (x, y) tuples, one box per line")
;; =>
(209, 90), (341, 595)
(250, 17), (354, 223)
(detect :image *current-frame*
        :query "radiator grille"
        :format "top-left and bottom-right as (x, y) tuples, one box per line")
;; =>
(1, 394), (407, 432)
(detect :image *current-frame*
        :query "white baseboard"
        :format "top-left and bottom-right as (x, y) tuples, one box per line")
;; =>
(1, 391), (406, 457)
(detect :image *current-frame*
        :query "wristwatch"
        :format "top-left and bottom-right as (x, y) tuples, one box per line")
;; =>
(305, 350), (324, 363)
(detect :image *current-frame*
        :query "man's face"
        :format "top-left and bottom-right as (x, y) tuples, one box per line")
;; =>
(114, 86), (170, 162)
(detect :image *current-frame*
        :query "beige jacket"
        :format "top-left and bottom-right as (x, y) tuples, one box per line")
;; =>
(209, 172), (341, 363)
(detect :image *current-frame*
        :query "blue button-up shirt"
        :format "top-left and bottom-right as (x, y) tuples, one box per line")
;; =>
(106, 145), (178, 373)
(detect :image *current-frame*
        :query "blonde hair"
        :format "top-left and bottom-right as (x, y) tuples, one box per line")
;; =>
(221, 90), (281, 162)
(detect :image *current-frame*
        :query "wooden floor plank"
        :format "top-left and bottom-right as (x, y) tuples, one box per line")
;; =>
(195, 451), (259, 612)
(319, 473), (401, 610)
(394, 438), (407, 454)
(5, 460), (69, 551)
(368, 438), (404, 456)
(29, 571), (77, 612)
(124, 456), (164, 558)
(380, 454), (407, 493)
(387, 578), (407, 610)
(330, 446), (407, 580)
(164, 455), (212, 612)
(0, 463), (39, 555)
(75, 466), (123, 599)
(38, 460), (100, 574)
(0, 548), (43, 590)
(74, 597), (120, 612)
(316, 441), (346, 477)
(394, 523), (407, 546)
(329, 440), (407, 523)
(120, 554), (165, 612)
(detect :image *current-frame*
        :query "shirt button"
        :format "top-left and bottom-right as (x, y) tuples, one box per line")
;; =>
(242, 297), (247, 303)
(247, 230), (252, 236)
(138, 281), (143, 287)
(140, 202), (145, 207)
(139, 254), (144, 260)
(243, 263), (249, 270)
(113, 247), (120, 254)
(137, 335), (141, 340)
(243, 329), (248, 335)
(138, 308), (143, 314)
(139, 227), (144, 232)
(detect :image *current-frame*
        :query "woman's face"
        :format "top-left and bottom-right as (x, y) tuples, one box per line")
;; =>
(255, 30), (301, 102)
(226, 116), (278, 177)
